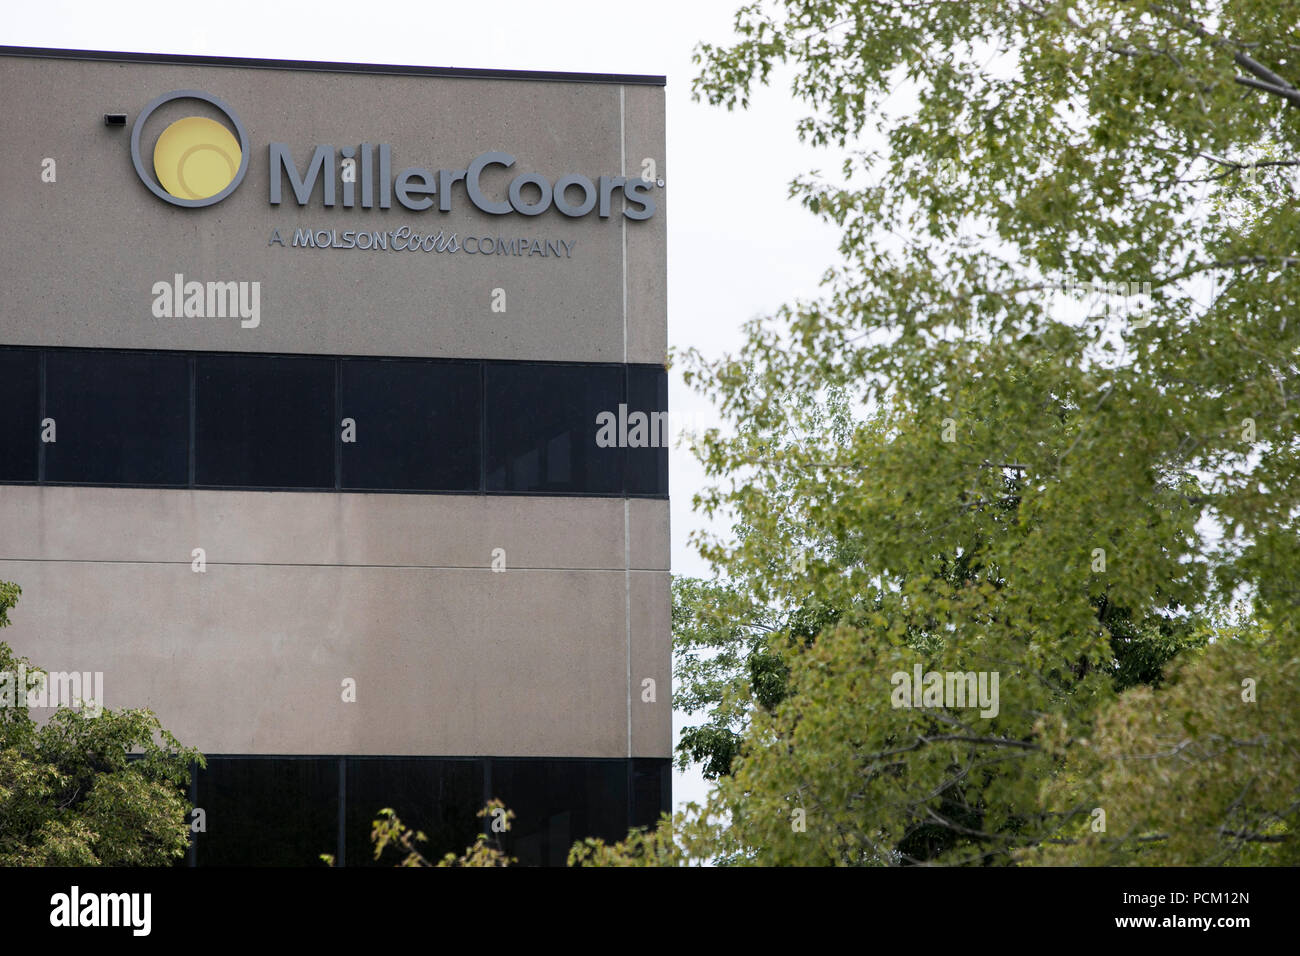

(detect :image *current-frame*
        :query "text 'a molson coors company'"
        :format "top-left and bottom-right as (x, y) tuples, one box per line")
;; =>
(269, 144), (657, 220)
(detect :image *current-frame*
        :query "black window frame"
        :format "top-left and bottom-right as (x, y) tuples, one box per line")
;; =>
(0, 345), (668, 499)
(41, 347), (192, 487)
(0, 346), (41, 483)
(194, 351), (337, 491)
(184, 754), (671, 867)
(339, 355), (483, 493)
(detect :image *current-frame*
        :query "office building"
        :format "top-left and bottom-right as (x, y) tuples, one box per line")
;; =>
(0, 45), (669, 865)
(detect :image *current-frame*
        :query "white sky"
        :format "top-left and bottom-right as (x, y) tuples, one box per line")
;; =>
(1, 0), (845, 814)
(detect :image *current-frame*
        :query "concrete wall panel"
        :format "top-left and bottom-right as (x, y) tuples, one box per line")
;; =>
(0, 557), (670, 758)
(0, 486), (669, 571)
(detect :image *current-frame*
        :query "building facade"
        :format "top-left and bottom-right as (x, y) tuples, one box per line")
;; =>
(0, 46), (669, 865)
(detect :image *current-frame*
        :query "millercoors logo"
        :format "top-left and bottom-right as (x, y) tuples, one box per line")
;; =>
(130, 90), (249, 207)
(269, 145), (657, 220)
(124, 89), (658, 219)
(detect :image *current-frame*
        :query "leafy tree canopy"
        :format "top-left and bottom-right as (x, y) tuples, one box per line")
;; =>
(0, 582), (202, 866)
(655, 0), (1300, 865)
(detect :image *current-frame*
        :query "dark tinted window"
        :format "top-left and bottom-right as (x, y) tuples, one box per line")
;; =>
(44, 350), (189, 485)
(194, 757), (338, 866)
(625, 365), (669, 496)
(185, 756), (665, 866)
(1, 350), (663, 497)
(195, 354), (334, 488)
(489, 758), (628, 866)
(345, 758), (481, 866)
(485, 364), (623, 494)
(341, 360), (480, 491)
(0, 349), (39, 481)
(630, 758), (671, 830)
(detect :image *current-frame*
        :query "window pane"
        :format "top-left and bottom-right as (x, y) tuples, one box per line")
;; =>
(194, 757), (338, 866)
(341, 360), (480, 491)
(0, 348), (39, 481)
(344, 758), (481, 866)
(485, 364), (623, 494)
(625, 365), (669, 496)
(196, 354), (334, 488)
(489, 758), (628, 867)
(630, 757), (671, 830)
(44, 350), (188, 485)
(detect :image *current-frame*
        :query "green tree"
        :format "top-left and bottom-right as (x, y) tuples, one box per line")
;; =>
(672, 387), (857, 779)
(660, 0), (1299, 865)
(0, 581), (203, 865)
(342, 800), (516, 867)
(1030, 621), (1297, 865)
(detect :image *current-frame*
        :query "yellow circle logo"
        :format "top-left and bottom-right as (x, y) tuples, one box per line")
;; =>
(153, 116), (242, 201)
(131, 90), (249, 208)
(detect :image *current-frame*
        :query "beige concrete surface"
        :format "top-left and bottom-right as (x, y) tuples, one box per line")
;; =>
(0, 486), (669, 571)
(0, 556), (669, 758)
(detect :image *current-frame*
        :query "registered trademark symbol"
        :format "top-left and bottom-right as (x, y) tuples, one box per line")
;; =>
(656, 178), (665, 187)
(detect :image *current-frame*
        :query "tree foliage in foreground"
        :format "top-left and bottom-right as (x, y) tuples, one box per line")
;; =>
(341, 800), (516, 867)
(0, 582), (203, 865)
(651, 0), (1299, 865)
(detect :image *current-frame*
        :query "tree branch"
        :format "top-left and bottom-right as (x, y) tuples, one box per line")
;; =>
(1234, 75), (1300, 108)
